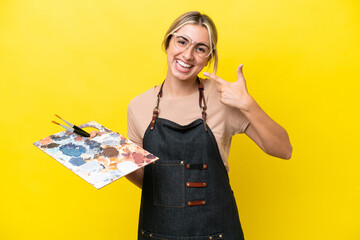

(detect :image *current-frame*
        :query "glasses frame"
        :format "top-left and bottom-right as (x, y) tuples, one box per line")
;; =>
(172, 32), (215, 58)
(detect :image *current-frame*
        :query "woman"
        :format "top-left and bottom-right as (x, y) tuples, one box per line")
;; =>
(95, 11), (292, 240)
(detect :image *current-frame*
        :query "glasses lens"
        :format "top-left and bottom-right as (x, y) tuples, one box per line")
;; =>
(194, 44), (210, 58)
(173, 33), (212, 58)
(174, 35), (190, 50)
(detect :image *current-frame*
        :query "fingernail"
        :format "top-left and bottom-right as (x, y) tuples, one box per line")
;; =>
(203, 72), (209, 76)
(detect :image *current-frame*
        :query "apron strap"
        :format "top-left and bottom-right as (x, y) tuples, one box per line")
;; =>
(150, 77), (207, 131)
(150, 81), (164, 130)
(198, 80), (208, 132)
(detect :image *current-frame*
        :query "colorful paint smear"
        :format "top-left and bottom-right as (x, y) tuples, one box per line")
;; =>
(33, 121), (158, 189)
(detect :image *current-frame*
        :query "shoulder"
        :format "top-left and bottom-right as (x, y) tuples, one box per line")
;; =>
(128, 86), (157, 111)
(127, 86), (158, 146)
(127, 86), (157, 127)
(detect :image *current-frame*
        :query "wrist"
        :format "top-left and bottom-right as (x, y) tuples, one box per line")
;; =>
(238, 94), (256, 113)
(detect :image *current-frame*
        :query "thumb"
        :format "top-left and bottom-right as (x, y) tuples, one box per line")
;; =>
(90, 130), (99, 138)
(236, 64), (245, 81)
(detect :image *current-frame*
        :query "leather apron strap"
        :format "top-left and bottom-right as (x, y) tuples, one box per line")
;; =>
(150, 77), (207, 131)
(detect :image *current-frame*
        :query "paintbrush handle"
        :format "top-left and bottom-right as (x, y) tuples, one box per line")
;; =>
(73, 125), (90, 135)
(59, 124), (89, 137)
(73, 128), (90, 137)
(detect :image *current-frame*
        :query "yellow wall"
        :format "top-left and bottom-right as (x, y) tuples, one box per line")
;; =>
(1, 0), (359, 239)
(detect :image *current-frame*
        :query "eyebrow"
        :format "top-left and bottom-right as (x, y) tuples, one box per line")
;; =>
(196, 43), (210, 48)
(177, 35), (210, 48)
(178, 36), (190, 41)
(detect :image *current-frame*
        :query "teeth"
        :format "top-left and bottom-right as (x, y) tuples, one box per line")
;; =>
(177, 60), (191, 68)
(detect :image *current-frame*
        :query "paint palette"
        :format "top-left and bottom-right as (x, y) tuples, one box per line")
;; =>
(33, 121), (158, 189)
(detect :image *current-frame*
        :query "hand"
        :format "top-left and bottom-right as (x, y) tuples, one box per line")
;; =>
(203, 64), (253, 112)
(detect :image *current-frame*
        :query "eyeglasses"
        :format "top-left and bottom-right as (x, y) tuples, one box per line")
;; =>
(172, 32), (214, 58)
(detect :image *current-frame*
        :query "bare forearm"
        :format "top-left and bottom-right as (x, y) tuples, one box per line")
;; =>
(242, 96), (292, 159)
(125, 168), (144, 189)
(203, 64), (292, 159)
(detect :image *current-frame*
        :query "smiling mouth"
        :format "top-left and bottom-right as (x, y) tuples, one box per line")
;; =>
(176, 60), (193, 70)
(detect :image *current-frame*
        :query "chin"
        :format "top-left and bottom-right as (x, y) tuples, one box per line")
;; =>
(172, 71), (198, 81)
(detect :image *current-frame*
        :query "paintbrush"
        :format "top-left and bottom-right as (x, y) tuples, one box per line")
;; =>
(51, 121), (90, 137)
(52, 115), (90, 137)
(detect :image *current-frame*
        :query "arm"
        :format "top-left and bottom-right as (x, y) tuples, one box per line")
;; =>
(126, 103), (145, 188)
(242, 98), (292, 159)
(125, 168), (144, 189)
(204, 64), (292, 159)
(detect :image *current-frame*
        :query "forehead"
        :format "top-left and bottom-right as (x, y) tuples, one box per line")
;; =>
(176, 24), (209, 43)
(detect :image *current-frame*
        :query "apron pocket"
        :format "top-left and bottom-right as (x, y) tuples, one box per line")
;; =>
(152, 159), (185, 207)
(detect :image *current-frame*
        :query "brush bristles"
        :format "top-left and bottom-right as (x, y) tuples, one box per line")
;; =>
(52, 121), (60, 125)
(55, 114), (61, 119)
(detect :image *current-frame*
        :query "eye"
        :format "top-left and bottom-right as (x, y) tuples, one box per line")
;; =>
(197, 46), (206, 53)
(196, 45), (209, 55)
(175, 36), (189, 47)
(177, 39), (187, 46)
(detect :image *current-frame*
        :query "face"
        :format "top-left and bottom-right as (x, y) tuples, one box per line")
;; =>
(166, 24), (211, 82)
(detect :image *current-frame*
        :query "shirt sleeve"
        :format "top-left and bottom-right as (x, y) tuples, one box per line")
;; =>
(226, 105), (250, 135)
(127, 102), (143, 148)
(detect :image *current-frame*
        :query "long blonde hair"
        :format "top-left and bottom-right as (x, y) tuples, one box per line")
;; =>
(162, 11), (218, 74)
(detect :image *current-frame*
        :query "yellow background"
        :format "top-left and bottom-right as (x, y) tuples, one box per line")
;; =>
(1, 0), (359, 239)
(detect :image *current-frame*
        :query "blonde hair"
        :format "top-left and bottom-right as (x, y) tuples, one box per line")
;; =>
(162, 11), (218, 74)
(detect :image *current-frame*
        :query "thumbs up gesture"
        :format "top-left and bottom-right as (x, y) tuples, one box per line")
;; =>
(203, 64), (253, 112)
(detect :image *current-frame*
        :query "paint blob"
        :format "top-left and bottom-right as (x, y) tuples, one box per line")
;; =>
(145, 154), (157, 159)
(120, 139), (127, 145)
(69, 157), (86, 166)
(84, 139), (101, 149)
(102, 147), (119, 157)
(60, 143), (86, 157)
(132, 152), (144, 164)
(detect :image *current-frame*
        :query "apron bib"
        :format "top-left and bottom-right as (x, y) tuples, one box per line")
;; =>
(138, 79), (244, 240)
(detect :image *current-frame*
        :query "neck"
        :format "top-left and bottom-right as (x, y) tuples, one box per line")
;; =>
(162, 75), (198, 97)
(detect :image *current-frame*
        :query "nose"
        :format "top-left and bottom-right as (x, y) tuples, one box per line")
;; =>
(182, 44), (195, 60)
